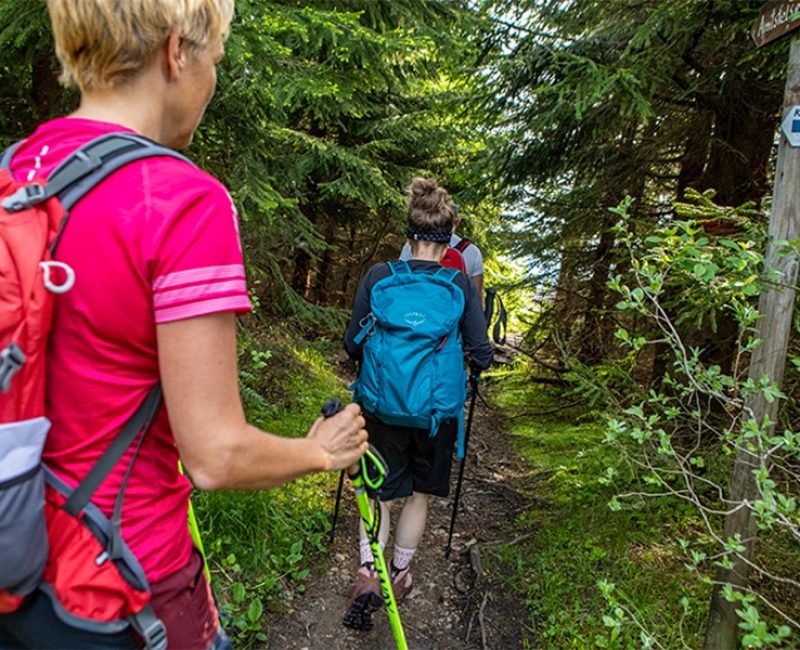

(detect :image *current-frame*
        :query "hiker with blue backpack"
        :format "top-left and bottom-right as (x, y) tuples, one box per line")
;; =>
(0, 2), (368, 648)
(343, 177), (493, 631)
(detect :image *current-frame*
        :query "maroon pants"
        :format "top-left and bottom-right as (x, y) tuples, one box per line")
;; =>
(0, 548), (221, 650)
(149, 548), (220, 649)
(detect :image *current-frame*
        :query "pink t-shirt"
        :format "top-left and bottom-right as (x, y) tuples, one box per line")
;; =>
(9, 117), (252, 582)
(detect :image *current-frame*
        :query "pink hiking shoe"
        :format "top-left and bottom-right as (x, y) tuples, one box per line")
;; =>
(390, 562), (413, 603)
(342, 565), (383, 631)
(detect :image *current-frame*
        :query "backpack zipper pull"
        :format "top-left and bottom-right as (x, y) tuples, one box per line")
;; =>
(354, 313), (376, 345)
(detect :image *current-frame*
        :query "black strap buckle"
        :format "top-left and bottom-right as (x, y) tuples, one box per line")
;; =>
(0, 342), (26, 393)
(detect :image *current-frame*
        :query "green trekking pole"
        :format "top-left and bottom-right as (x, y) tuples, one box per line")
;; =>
(180, 461), (211, 583)
(321, 400), (408, 650)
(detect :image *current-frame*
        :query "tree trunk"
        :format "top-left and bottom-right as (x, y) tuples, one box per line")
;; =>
(291, 250), (311, 300)
(577, 215), (616, 365)
(312, 220), (337, 305)
(704, 35), (800, 649)
(31, 50), (63, 121)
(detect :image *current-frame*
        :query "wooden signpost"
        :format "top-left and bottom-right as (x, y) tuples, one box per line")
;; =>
(705, 3), (800, 648)
(751, 1), (800, 48)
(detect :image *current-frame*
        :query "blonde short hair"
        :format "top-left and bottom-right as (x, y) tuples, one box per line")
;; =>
(47, 0), (235, 92)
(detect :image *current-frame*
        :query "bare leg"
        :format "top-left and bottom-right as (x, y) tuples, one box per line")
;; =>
(395, 491), (429, 549)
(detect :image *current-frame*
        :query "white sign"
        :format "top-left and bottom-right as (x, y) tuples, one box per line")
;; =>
(781, 105), (800, 146)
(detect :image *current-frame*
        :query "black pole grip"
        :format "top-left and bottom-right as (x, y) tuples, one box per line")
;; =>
(321, 398), (343, 418)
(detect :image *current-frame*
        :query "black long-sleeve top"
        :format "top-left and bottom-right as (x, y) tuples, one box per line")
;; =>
(344, 260), (493, 371)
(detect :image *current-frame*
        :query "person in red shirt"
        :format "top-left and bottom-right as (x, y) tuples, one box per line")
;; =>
(0, 2), (367, 648)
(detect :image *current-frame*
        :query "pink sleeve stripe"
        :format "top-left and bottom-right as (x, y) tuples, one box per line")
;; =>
(154, 296), (253, 324)
(153, 264), (246, 291)
(153, 279), (248, 308)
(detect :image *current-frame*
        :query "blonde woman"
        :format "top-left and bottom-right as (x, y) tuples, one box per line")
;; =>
(0, 2), (367, 648)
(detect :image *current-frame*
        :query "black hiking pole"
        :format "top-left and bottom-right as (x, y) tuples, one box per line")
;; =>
(327, 360), (362, 542)
(445, 374), (480, 559)
(327, 470), (345, 542)
(323, 397), (346, 543)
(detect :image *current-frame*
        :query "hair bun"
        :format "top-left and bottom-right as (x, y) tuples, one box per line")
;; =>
(409, 177), (439, 200)
(405, 177), (454, 234)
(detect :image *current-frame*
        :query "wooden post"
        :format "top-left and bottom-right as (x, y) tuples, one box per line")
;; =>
(704, 34), (800, 649)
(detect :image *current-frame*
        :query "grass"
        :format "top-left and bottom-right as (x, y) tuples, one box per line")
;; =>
(192, 334), (350, 647)
(489, 369), (711, 649)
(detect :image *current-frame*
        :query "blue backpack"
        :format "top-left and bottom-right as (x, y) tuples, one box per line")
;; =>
(351, 261), (469, 457)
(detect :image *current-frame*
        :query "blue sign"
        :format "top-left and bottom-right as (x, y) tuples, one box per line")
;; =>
(781, 106), (800, 146)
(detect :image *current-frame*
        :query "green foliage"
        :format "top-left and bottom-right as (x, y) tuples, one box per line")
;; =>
(0, 1), (75, 142)
(611, 189), (765, 333)
(491, 371), (709, 648)
(480, 0), (784, 366)
(595, 196), (800, 645)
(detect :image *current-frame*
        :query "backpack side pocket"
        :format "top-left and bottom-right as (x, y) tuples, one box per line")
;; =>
(0, 416), (50, 608)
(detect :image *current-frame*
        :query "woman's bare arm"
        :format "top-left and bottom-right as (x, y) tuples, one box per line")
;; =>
(157, 312), (367, 491)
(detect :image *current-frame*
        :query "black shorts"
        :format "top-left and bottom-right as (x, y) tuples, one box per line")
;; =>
(365, 412), (458, 500)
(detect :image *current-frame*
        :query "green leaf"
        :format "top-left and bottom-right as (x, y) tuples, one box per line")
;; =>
(247, 597), (264, 624)
(232, 582), (246, 604)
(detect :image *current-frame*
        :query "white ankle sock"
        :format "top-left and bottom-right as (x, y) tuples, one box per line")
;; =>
(359, 539), (374, 567)
(392, 545), (416, 573)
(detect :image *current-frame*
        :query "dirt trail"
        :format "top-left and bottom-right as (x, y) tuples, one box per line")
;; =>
(264, 386), (535, 650)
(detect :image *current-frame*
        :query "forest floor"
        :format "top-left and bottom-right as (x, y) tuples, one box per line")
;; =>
(264, 380), (536, 649)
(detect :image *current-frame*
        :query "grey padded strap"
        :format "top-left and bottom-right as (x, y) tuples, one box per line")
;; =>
(1, 133), (191, 214)
(63, 384), (162, 518)
(51, 133), (191, 211)
(0, 141), (22, 171)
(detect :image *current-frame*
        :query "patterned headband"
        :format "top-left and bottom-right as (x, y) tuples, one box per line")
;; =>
(405, 226), (451, 243)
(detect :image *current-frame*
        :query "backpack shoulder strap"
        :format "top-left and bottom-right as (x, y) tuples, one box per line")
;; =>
(388, 260), (412, 276)
(49, 133), (191, 211)
(434, 265), (460, 284)
(453, 237), (471, 253)
(2, 133), (191, 213)
(0, 140), (23, 171)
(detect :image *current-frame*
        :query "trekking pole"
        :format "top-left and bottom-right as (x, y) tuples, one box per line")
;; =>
(322, 400), (347, 543)
(328, 361), (361, 542)
(445, 374), (480, 559)
(321, 399), (408, 650)
(327, 470), (345, 542)
(179, 461), (212, 583)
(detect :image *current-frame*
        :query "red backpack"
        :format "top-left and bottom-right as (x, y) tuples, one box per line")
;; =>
(0, 133), (189, 649)
(440, 247), (467, 274)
